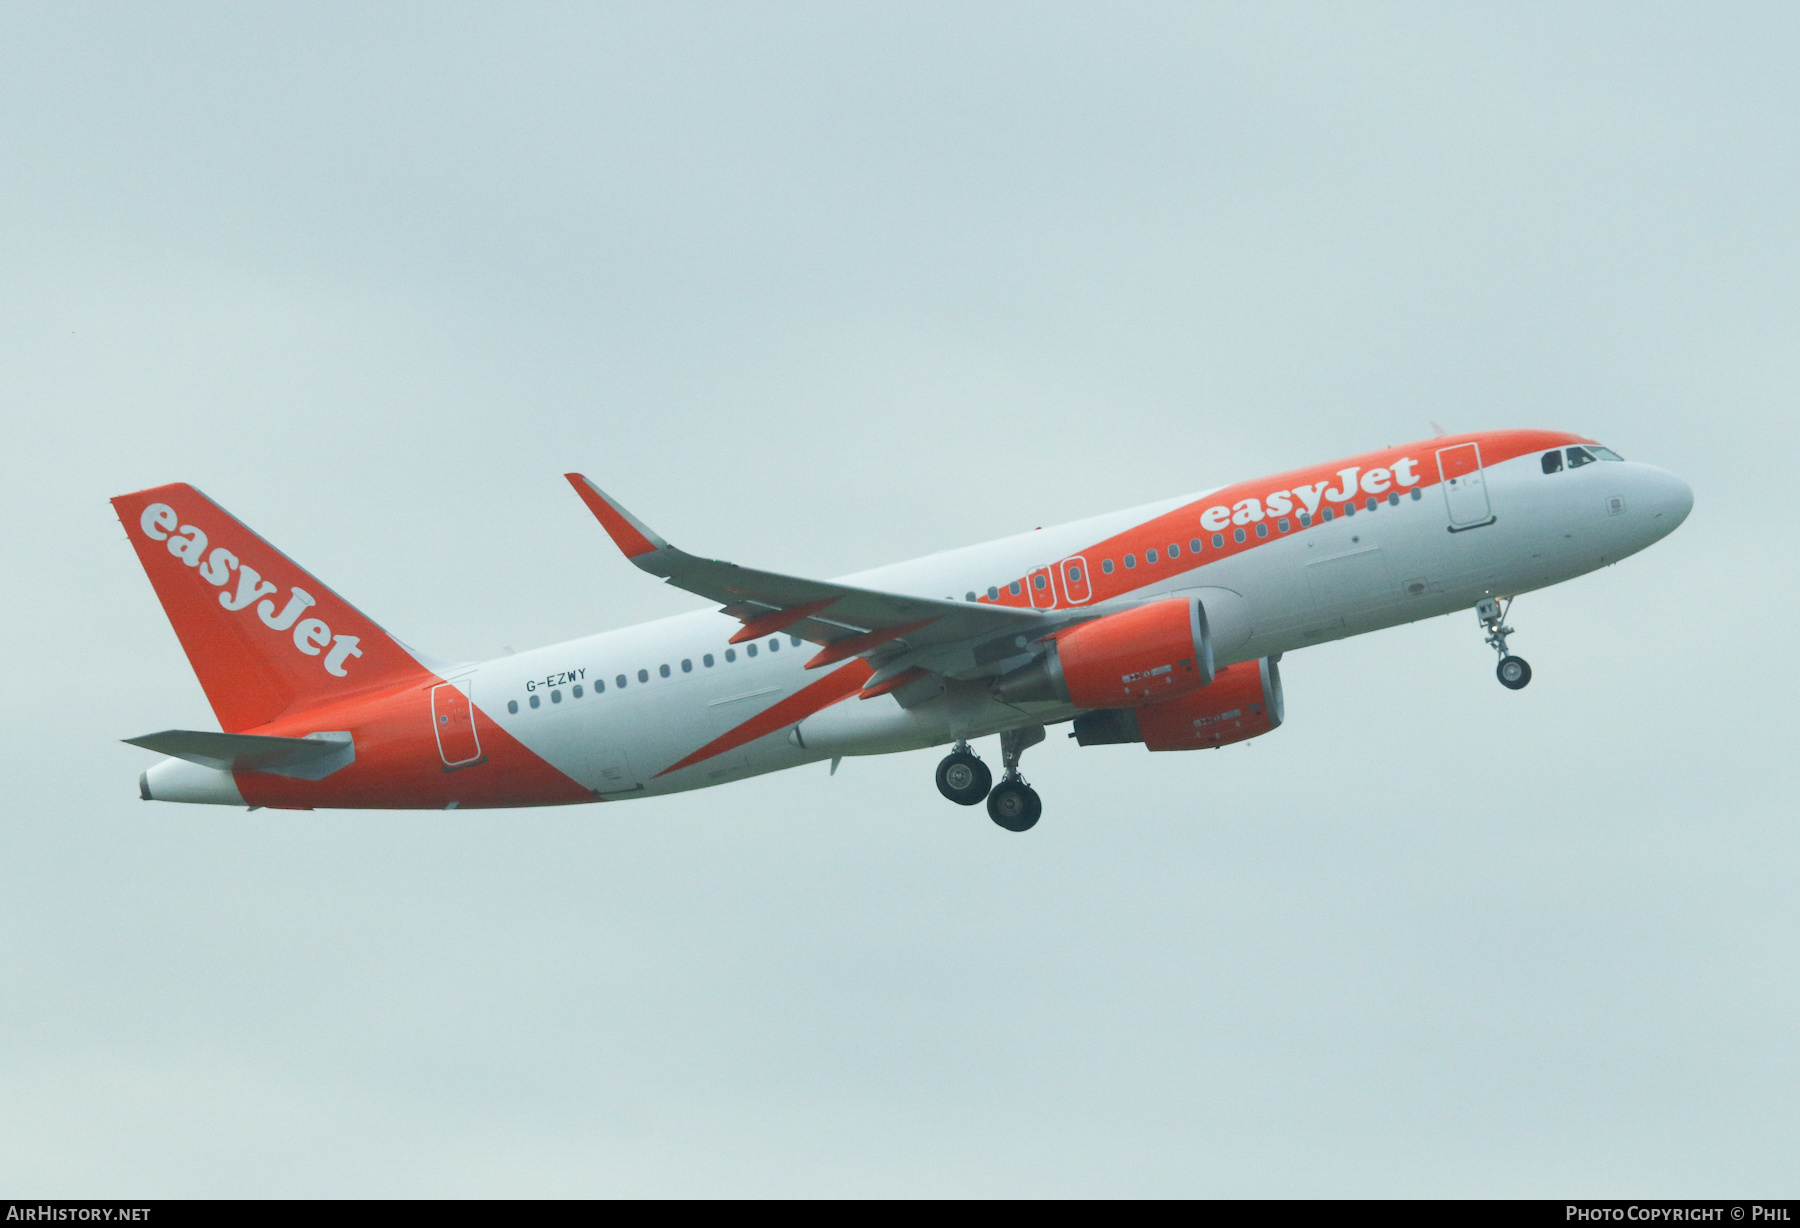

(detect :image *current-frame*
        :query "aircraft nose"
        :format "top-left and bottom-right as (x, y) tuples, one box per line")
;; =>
(1644, 466), (1694, 532)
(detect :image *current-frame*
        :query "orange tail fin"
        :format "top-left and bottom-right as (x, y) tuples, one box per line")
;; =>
(112, 483), (435, 732)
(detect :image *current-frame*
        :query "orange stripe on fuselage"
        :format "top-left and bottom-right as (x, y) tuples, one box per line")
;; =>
(232, 673), (597, 810)
(982, 429), (1592, 610)
(657, 659), (875, 777)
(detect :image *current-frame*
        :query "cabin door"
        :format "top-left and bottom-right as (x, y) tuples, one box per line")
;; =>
(1436, 443), (1494, 528)
(431, 680), (483, 767)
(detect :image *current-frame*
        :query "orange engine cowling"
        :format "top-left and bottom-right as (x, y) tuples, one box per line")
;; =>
(992, 597), (1214, 708)
(1072, 657), (1284, 751)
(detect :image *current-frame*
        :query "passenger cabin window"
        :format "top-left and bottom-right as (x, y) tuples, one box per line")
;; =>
(1256, 522), (1268, 537)
(595, 679), (605, 693)
(1167, 543), (1179, 558)
(987, 587), (999, 600)
(1146, 548), (1158, 564)
(616, 674), (627, 688)
(747, 643), (758, 657)
(637, 669), (649, 683)
(768, 638), (779, 651)
(1542, 450), (1563, 474)
(681, 659), (692, 673)
(529, 695), (540, 709)
(1387, 491), (1399, 506)
(508, 700), (519, 714)
(1190, 538), (1201, 553)
(1566, 446), (1597, 468)
(1102, 559), (1114, 574)
(659, 664), (671, 677)
(1009, 581), (1021, 595)
(1233, 528), (1246, 543)
(703, 654), (714, 667)
(725, 649), (736, 662)
(551, 689), (562, 703)
(1212, 533), (1225, 547)
(573, 684), (583, 698)
(1032, 574), (1047, 589)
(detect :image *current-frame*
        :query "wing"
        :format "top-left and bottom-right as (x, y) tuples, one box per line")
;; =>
(565, 474), (1051, 691)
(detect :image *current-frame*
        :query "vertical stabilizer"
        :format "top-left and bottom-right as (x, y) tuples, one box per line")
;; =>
(111, 483), (434, 731)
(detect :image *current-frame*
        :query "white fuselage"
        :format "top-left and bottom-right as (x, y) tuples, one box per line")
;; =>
(478, 451), (1691, 798)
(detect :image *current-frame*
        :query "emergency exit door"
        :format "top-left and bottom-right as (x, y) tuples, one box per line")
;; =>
(1059, 556), (1092, 604)
(1436, 442), (1494, 529)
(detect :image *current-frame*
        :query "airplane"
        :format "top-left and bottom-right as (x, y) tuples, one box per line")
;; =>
(115, 429), (1692, 832)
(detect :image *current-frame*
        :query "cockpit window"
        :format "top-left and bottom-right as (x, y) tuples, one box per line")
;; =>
(1542, 450), (1563, 474)
(1590, 446), (1623, 461)
(1566, 446), (1597, 468)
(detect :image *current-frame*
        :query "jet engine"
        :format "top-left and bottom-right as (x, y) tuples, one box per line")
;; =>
(992, 597), (1214, 708)
(1072, 657), (1283, 751)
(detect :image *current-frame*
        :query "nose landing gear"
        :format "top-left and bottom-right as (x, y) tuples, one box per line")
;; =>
(1477, 597), (1532, 690)
(986, 725), (1045, 832)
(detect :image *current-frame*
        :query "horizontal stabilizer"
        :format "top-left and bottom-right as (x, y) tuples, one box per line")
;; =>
(124, 729), (356, 780)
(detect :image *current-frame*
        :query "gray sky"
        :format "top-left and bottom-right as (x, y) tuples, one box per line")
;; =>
(3, 2), (1796, 1195)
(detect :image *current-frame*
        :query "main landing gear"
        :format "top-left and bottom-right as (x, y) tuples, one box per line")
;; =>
(1477, 597), (1532, 690)
(935, 743), (992, 806)
(989, 724), (1045, 832)
(933, 726), (1046, 832)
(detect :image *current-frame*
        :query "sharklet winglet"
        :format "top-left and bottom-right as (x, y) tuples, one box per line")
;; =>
(564, 474), (669, 561)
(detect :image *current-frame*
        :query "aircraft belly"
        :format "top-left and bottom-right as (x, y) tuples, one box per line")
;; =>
(794, 685), (1058, 757)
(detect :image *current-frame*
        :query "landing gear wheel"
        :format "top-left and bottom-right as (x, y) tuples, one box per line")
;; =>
(936, 751), (992, 806)
(986, 781), (1042, 832)
(1476, 599), (1531, 689)
(1497, 655), (1532, 690)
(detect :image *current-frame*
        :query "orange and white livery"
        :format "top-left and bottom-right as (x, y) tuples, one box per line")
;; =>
(116, 429), (1693, 831)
